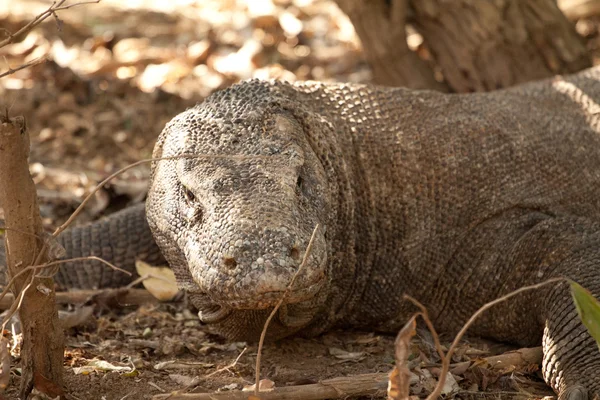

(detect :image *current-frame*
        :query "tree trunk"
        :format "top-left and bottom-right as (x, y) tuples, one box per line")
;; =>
(336, 0), (591, 92)
(411, 0), (591, 92)
(0, 116), (64, 398)
(335, 0), (447, 91)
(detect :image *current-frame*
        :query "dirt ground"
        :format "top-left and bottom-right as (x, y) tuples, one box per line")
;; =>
(1, 0), (600, 399)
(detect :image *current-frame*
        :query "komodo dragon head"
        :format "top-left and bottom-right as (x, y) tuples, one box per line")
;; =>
(146, 80), (339, 341)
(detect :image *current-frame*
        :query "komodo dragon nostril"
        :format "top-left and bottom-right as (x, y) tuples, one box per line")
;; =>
(290, 246), (300, 260)
(222, 255), (237, 269)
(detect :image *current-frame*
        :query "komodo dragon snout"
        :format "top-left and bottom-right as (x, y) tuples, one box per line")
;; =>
(146, 91), (332, 338)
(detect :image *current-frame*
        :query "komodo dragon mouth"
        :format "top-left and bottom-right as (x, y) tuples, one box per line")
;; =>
(190, 283), (325, 329)
(188, 253), (328, 326)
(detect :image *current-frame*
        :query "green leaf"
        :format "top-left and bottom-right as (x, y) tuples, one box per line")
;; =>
(570, 280), (600, 349)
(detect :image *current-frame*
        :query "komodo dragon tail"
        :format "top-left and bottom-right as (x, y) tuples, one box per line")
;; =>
(0, 203), (163, 289)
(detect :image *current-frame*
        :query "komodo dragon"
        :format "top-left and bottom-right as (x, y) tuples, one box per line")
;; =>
(4, 66), (600, 399)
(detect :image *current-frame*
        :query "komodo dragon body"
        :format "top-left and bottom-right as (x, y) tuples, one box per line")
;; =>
(4, 67), (600, 398)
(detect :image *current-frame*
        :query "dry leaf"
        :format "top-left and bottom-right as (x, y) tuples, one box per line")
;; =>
(243, 379), (275, 392)
(388, 315), (417, 400)
(73, 359), (134, 375)
(450, 361), (471, 376)
(168, 374), (200, 387)
(135, 260), (179, 301)
(441, 372), (459, 395)
(219, 383), (239, 391)
(328, 347), (365, 361)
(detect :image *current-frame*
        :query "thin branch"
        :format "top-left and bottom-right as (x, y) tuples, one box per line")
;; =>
(1, 272), (35, 333)
(53, 0), (101, 11)
(53, 154), (202, 238)
(254, 224), (320, 397)
(38, 256), (131, 277)
(0, 255), (130, 335)
(0, 288), (158, 309)
(152, 372), (388, 400)
(0, 56), (47, 79)
(0, 226), (45, 240)
(206, 347), (247, 378)
(403, 295), (446, 365)
(0, 256), (129, 307)
(0, 0), (100, 49)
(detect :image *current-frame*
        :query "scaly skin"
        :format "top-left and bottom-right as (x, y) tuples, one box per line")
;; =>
(0, 204), (163, 289)
(5, 67), (600, 398)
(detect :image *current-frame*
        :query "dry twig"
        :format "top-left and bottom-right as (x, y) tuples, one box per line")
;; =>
(0, 1), (100, 78)
(0, 56), (48, 79)
(403, 295), (446, 365)
(206, 348), (247, 378)
(0, 288), (159, 310)
(0, 0), (100, 49)
(152, 372), (388, 400)
(53, 154), (204, 238)
(447, 346), (542, 373)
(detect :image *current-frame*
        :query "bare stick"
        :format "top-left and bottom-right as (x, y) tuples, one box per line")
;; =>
(0, 0), (100, 49)
(403, 295), (446, 365)
(53, 154), (202, 238)
(0, 226), (45, 240)
(254, 224), (320, 397)
(0, 56), (47, 79)
(206, 347), (247, 378)
(53, 0), (101, 11)
(152, 372), (388, 400)
(0, 255), (130, 308)
(0, 288), (158, 310)
(2, 278), (34, 333)
(447, 346), (542, 373)
(425, 277), (565, 400)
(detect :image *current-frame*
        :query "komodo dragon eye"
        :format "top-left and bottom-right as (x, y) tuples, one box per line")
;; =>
(183, 186), (196, 205)
(296, 176), (303, 193)
(182, 185), (202, 221)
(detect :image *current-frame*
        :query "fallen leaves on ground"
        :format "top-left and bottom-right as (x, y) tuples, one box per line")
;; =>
(243, 378), (275, 392)
(72, 359), (136, 375)
(387, 316), (416, 400)
(135, 260), (179, 301)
